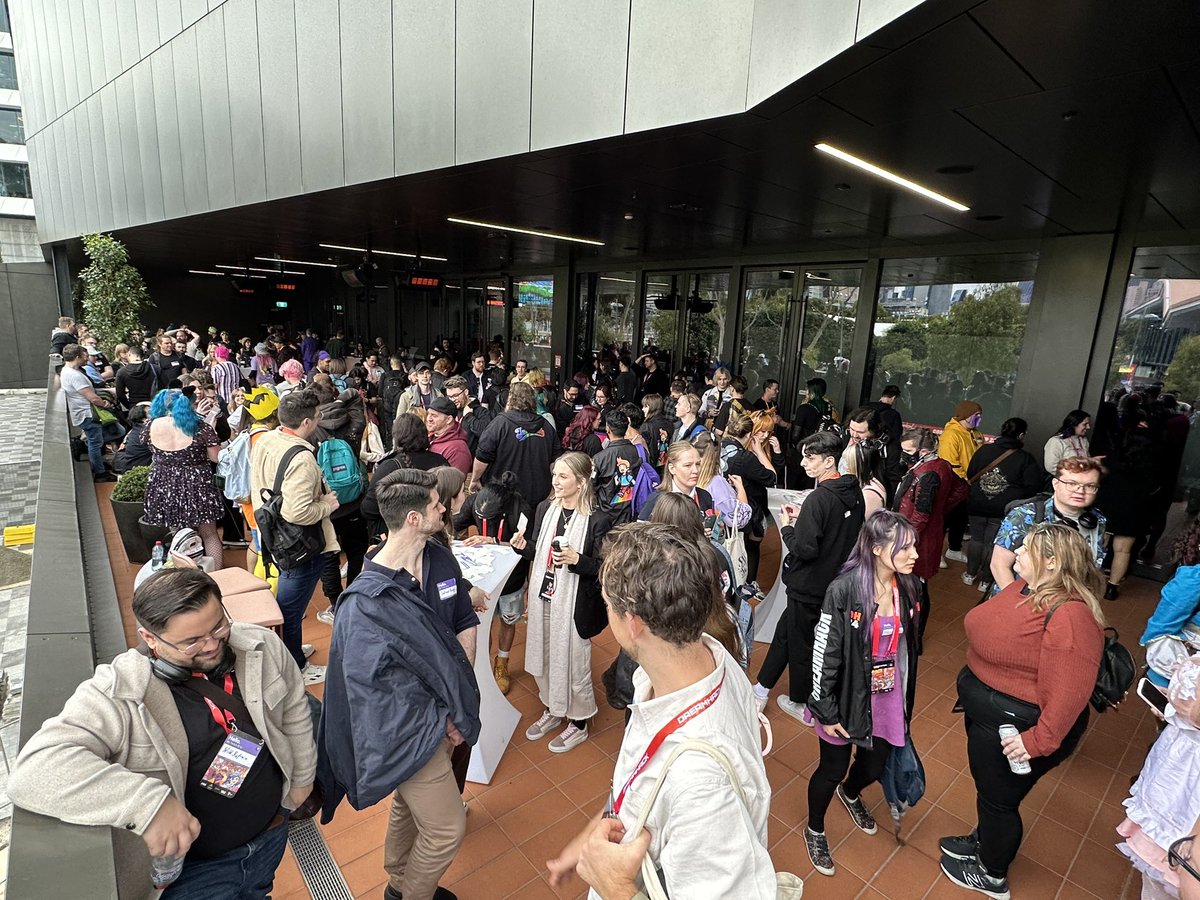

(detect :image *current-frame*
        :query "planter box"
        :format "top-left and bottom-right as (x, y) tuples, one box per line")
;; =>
(138, 516), (171, 561)
(110, 499), (149, 563)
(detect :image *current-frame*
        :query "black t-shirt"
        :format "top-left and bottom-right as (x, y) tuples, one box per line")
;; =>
(169, 672), (284, 860)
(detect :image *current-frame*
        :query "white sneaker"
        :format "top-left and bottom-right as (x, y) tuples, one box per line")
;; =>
(777, 696), (814, 726)
(302, 643), (316, 659)
(549, 723), (589, 753)
(940, 557), (948, 569)
(524, 710), (565, 741)
(302, 664), (327, 686)
(754, 693), (769, 716)
(339, 561), (348, 579)
(316, 607), (336, 626)
(945, 549), (967, 563)
(977, 580), (990, 593)
(961, 572), (976, 586)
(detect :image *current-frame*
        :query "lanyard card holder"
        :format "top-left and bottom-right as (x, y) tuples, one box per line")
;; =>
(200, 728), (264, 797)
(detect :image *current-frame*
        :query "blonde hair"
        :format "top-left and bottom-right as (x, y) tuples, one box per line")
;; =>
(680, 393), (702, 419)
(658, 441), (700, 493)
(522, 368), (547, 388)
(1020, 523), (1106, 626)
(693, 431), (720, 488)
(555, 451), (597, 515)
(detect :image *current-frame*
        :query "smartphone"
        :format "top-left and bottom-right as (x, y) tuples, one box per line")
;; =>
(702, 512), (720, 533)
(1137, 677), (1169, 717)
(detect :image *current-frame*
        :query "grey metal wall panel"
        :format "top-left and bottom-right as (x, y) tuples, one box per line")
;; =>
(115, 72), (146, 226)
(158, 0), (183, 46)
(855, 0), (922, 41)
(151, 45), (188, 220)
(173, 28), (211, 215)
(340, 0), (393, 185)
(9, 0), (43, 133)
(56, 121), (74, 238)
(181, 0), (207, 29)
(454, 0), (533, 165)
(84, 101), (112, 228)
(747, 0), (855, 108)
(393, 0), (455, 177)
(132, 61), (165, 222)
(58, 111), (82, 238)
(72, 106), (101, 235)
(530, 0), (628, 151)
(48, 0), (69, 115)
(196, 9), (234, 210)
(625, 0), (754, 133)
(57, 0), (83, 110)
(115, 0), (141, 75)
(98, 0), (123, 85)
(82, 0), (106, 107)
(100, 83), (130, 228)
(223, 0), (267, 205)
(257, 0), (303, 200)
(34, 128), (56, 239)
(295, 0), (344, 193)
(134, 0), (161, 59)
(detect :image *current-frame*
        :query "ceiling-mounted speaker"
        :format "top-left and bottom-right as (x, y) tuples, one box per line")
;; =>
(652, 292), (679, 310)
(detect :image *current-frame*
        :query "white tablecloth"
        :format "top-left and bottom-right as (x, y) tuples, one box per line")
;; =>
(753, 488), (811, 642)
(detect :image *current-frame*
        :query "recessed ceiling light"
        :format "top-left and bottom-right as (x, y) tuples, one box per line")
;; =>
(805, 272), (832, 281)
(935, 165), (975, 175)
(623, 213), (635, 221)
(815, 143), (970, 212)
(188, 269), (225, 276)
(446, 217), (604, 246)
(216, 264), (307, 275)
(318, 243), (449, 263)
(253, 256), (338, 268)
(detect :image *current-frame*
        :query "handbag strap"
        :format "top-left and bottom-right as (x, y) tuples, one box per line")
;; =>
(967, 448), (1015, 485)
(272, 444), (311, 496)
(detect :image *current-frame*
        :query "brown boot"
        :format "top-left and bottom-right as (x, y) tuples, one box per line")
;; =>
(493, 655), (511, 695)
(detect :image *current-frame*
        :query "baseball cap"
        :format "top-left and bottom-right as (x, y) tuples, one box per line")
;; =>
(430, 396), (457, 417)
(244, 386), (280, 421)
(207, 326), (217, 335)
(86, 345), (102, 355)
(414, 361), (431, 372)
(317, 351), (331, 361)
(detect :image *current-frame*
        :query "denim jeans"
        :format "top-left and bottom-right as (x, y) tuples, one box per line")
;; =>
(276, 553), (329, 670)
(79, 417), (125, 475)
(162, 812), (289, 900)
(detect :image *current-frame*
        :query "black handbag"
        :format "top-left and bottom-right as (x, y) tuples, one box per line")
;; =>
(1045, 602), (1135, 712)
(256, 445), (326, 571)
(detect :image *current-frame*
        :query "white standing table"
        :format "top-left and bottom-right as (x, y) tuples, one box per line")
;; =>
(452, 541), (522, 785)
(754, 487), (812, 643)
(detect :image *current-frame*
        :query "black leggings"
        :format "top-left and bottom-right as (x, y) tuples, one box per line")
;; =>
(807, 738), (892, 832)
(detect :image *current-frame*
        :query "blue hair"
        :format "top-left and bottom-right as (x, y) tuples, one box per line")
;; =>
(149, 389), (202, 436)
(839, 509), (920, 648)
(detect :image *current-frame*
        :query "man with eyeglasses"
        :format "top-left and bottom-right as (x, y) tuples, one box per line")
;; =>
(443, 373), (495, 456)
(8, 569), (316, 899)
(989, 456), (1106, 597)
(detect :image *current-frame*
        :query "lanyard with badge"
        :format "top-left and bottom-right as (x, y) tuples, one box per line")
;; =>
(604, 672), (726, 818)
(192, 673), (264, 798)
(869, 581), (902, 695)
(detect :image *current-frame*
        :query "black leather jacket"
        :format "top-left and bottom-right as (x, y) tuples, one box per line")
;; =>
(808, 571), (922, 747)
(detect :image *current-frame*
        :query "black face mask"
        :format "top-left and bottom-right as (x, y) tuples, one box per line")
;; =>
(901, 451), (917, 469)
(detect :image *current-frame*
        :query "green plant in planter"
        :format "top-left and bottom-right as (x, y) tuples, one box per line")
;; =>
(76, 233), (155, 354)
(111, 465), (151, 503)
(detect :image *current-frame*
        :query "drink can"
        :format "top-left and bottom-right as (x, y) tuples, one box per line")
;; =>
(998, 724), (1031, 774)
(150, 854), (184, 888)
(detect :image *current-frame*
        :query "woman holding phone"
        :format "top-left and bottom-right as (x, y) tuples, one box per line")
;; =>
(511, 452), (612, 753)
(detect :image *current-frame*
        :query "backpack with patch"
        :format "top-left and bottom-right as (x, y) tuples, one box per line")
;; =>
(631, 444), (661, 516)
(217, 425), (267, 502)
(317, 437), (365, 504)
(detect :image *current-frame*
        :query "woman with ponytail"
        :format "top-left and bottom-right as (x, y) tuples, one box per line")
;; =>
(142, 387), (227, 567)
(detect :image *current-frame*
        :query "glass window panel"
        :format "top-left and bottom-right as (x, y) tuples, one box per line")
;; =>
(643, 273), (679, 374)
(594, 271), (637, 357)
(685, 271), (730, 374)
(0, 161), (29, 198)
(0, 4), (10, 34)
(512, 276), (553, 374)
(868, 277), (1033, 432)
(800, 269), (861, 413)
(0, 52), (16, 91)
(740, 268), (794, 401)
(0, 108), (21, 144)
(483, 282), (507, 352)
(573, 273), (594, 379)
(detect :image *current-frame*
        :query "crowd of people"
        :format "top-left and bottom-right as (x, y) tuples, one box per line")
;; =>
(26, 316), (1200, 900)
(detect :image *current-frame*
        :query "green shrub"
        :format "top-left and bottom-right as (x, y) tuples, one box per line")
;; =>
(111, 466), (151, 503)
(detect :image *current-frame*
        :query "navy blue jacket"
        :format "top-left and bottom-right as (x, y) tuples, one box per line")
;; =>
(317, 570), (481, 820)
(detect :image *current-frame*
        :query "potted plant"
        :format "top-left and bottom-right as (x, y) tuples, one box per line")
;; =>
(76, 232), (154, 353)
(110, 466), (151, 563)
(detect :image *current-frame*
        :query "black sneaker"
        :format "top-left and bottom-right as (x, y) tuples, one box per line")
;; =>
(939, 831), (980, 860)
(837, 784), (877, 835)
(939, 853), (1011, 899)
(804, 827), (835, 876)
(93, 472), (117, 483)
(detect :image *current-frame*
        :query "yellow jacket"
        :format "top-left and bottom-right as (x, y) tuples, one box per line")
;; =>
(939, 418), (982, 478)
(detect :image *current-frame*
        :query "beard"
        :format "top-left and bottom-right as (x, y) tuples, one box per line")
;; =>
(190, 643), (234, 675)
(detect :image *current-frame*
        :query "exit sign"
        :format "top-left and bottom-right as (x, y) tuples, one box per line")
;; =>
(275, 300), (289, 308)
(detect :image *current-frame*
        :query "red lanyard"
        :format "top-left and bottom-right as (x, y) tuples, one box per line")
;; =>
(871, 581), (902, 658)
(481, 518), (504, 543)
(194, 673), (236, 735)
(612, 671), (726, 815)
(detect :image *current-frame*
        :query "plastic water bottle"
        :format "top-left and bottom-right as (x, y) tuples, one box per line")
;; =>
(150, 854), (184, 888)
(151, 541), (165, 571)
(998, 724), (1031, 774)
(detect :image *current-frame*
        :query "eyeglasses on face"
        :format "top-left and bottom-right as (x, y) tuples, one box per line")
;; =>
(151, 608), (233, 656)
(1054, 477), (1100, 494)
(1171, 836), (1199, 883)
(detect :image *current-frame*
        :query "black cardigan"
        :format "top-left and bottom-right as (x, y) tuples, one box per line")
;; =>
(516, 499), (612, 640)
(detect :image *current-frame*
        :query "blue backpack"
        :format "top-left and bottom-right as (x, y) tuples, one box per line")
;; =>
(316, 437), (365, 504)
(631, 444), (661, 516)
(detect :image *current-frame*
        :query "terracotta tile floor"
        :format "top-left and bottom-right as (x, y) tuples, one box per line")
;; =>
(95, 485), (1158, 899)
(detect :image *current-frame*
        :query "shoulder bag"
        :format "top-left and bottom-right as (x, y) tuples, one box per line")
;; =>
(967, 448), (1015, 485)
(630, 737), (803, 900)
(1044, 600), (1135, 712)
(256, 444), (326, 571)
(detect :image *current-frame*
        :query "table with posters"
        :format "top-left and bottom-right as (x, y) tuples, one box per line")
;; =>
(753, 487), (812, 642)
(452, 540), (522, 784)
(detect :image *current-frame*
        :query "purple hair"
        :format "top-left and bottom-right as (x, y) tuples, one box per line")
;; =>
(839, 509), (920, 645)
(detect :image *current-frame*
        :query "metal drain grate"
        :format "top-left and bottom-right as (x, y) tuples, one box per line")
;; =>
(288, 818), (354, 900)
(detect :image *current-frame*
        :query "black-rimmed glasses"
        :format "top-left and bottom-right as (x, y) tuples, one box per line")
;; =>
(150, 608), (233, 656)
(1170, 835), (1199, 883)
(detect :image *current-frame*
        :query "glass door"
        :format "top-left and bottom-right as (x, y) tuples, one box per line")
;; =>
(798, 268), (863, 415)
(644, 269), (731, 383)
(511, 275), (554, 375)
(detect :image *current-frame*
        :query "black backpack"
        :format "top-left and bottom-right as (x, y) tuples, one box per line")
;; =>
(378, 370), (408, 413)
(1044, 601), (1135, 713)
(256, 445), (327, 571)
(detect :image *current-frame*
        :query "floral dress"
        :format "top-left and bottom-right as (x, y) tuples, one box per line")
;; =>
(143, 422), (226, 528)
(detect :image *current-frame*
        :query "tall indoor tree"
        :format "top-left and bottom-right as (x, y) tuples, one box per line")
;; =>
(75, 233), (154, 352)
